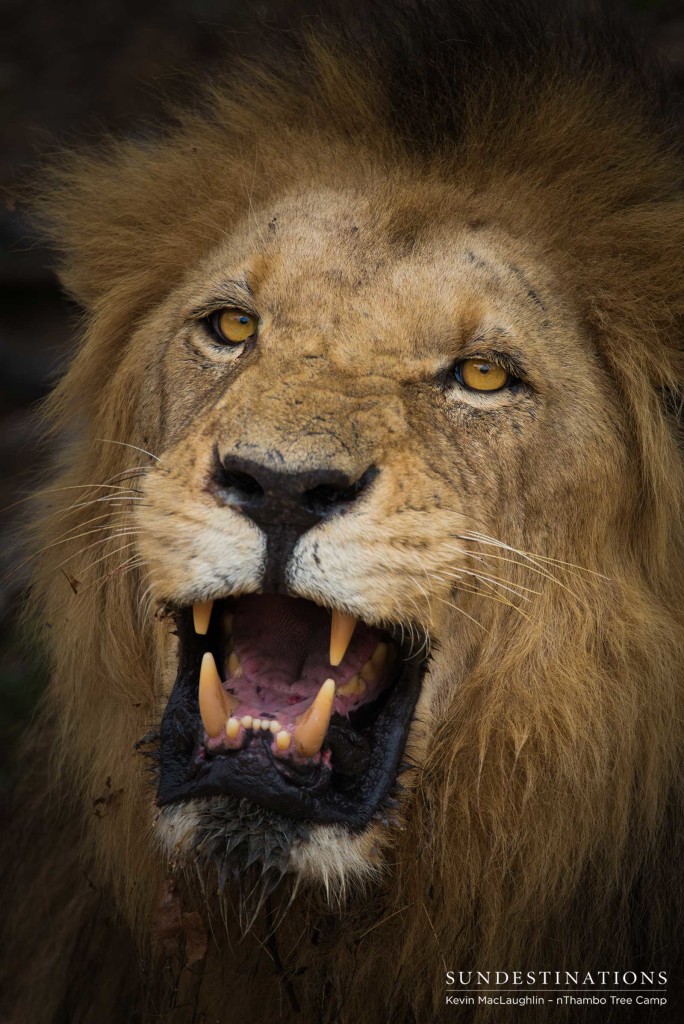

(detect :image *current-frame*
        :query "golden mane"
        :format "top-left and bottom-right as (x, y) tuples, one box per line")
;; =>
(1, 2), (682, 1021)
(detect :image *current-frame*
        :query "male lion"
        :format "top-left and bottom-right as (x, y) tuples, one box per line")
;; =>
(1, 1), (682, 1021)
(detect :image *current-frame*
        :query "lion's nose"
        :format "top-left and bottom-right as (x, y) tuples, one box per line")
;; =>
(212, 449), (377, 583)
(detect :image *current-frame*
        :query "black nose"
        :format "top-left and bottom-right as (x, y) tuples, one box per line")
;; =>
(211, 449), (377, 586)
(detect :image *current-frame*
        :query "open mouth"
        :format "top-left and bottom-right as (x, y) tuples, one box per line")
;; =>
(157, 595), (426, 828)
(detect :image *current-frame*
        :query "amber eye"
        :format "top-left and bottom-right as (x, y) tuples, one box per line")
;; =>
(456, 358), (510, 392)
(212, 308), (258, 345)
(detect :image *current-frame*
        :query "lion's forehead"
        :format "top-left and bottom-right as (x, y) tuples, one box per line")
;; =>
(188, 187), (571, 370)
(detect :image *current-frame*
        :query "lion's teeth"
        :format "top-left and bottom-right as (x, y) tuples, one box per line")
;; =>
(241, 715), (253, 730)
(330, 610), (357, 666)
(226, 716), (240, 739)
(360, 658), (378, 683)
(338, 674), (366, 696)
(199, 652), (233, 737)
(275, 730), (291, 751)
(371, 642), (388, 669)
(252, 718), (263, 730)
(360, 642), (389, 683)
(294, 678), (336, 757)
(228, 652), (242, 677)
(193, 600), (213, 635)
(269, 720), (281, 733)
(260, 719), (271, 731)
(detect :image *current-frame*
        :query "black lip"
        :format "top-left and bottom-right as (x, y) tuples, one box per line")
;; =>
(156, 605), (426, 829)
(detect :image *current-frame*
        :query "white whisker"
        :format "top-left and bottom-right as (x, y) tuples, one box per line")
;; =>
(93, 438), (161, 462)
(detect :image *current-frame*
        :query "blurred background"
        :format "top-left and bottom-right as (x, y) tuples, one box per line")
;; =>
(0, 0), (682, 788)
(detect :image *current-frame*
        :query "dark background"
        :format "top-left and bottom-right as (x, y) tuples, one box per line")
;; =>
(0, 0), (682, 787)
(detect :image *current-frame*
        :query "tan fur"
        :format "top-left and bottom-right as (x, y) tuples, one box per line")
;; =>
(2, 19), (683, 1024)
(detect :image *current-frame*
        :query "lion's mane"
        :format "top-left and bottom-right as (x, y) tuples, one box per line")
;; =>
(1, 2), (682, 1022)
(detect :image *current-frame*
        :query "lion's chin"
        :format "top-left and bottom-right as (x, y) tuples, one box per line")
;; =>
(156, 796), (389, 895)
(154, 594), (427, 831)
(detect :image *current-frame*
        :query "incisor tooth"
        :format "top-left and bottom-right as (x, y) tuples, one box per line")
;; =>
(252, 718), (262, 730)
(241, 716), (253, 730)
(193, 600), (214, 636)
(294, 678), (336, 757)
(269, 720), (281, 733)
(226, 717), (240, 739)
(199, 652), (234, 738)
(261, 719), (271, 731)
(276, 730), (291, 751)
(330, 610), (357, 666)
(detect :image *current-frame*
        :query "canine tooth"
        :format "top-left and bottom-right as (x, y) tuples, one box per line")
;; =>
(261, 719), (271, 731)
(199, 652), (232, 737)
(252, 718), (262, 730)
(338, 674), (366, 697)
(228, 652), (242, 678)
(193, 600), (213, 636)
(294, 678), (336, 757)
(330, 610), (357, 666)
(226, 717), (240, 739)
(276, 730), (291, 751)
(241, 715), (253, 730)
(269, 720), (281, 733)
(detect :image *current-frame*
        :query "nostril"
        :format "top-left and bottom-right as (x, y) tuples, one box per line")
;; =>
(214, 462), (265, 507)
(222, 470), (264, 497)
(211, 447), (378, 526)
(303, 466), (378, 517)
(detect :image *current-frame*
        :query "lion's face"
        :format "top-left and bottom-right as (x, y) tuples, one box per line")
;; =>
(127, 187), (627, 885)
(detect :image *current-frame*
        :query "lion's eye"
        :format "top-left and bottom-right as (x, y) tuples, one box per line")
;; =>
(211, 309), (258, 345)
(455, 358), (510, 392)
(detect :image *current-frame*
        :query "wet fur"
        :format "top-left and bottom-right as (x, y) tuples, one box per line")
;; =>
(1, 1), (683, 1022)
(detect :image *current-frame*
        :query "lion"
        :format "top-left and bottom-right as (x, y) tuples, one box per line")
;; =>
(1, 0), (682, 1021)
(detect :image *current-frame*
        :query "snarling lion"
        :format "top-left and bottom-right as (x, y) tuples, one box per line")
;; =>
(2, 0), (682, 1021)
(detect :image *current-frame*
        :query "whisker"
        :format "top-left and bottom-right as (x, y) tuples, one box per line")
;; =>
(49, 507), (138, 535)
(75, 540), (139, 578)
(460, 531), (610, 580)
(78, 554), (145, 594)
(93, 438), (161, 462)
(91, 560), (147, 599)
(429, 592), (492, 637)
(1, 523), (142, 585)
(423, 568), (533, 624)
(0, 482), (144, 516)
(50, 494), (144, 522)
(45, 532), (141, 579)
(450, 537), (588, 606)
(443, 566), (537, 601)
